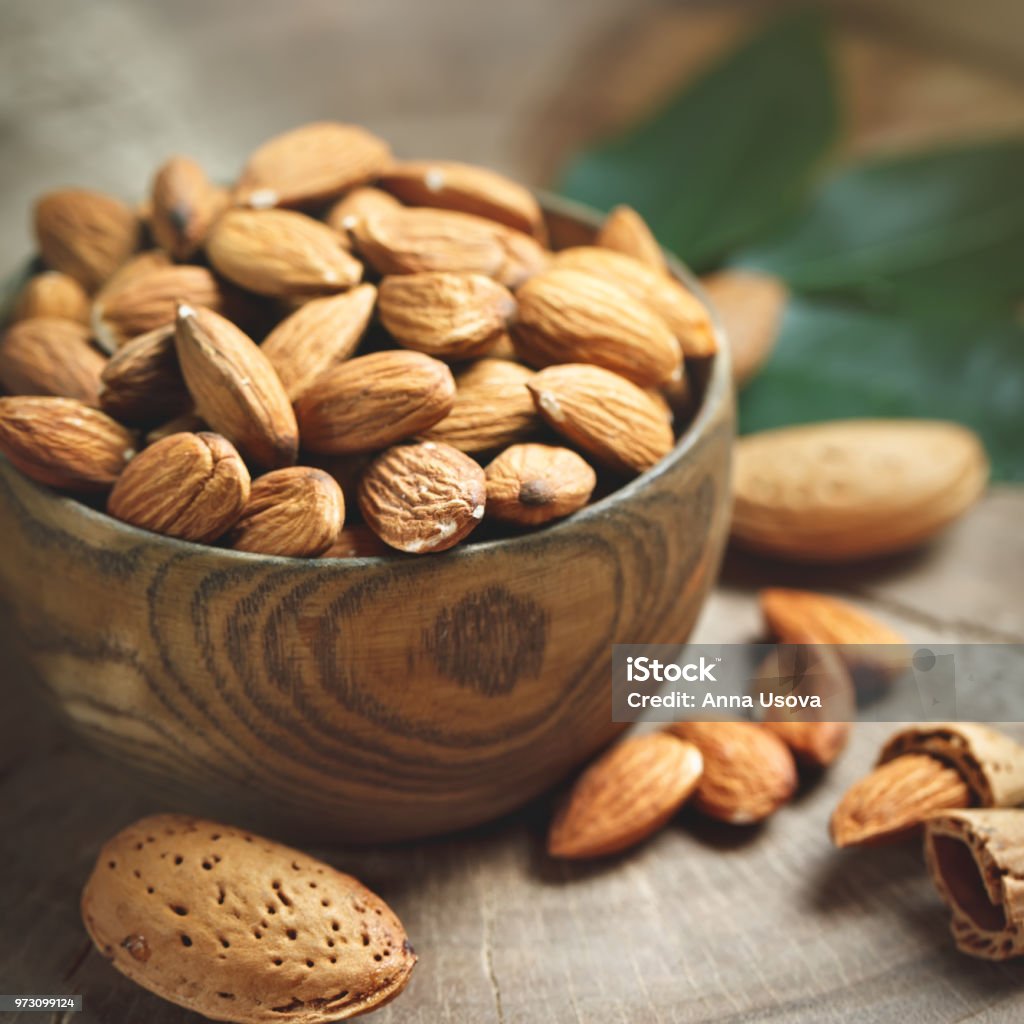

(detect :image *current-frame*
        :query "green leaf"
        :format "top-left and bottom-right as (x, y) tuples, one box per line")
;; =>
(738, 139), (1024, 317)
(739, 298), (1024, 481)
(556, 8), (838, 270)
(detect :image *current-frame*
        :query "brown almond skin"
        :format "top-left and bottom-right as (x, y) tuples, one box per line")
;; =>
(99, 324), (191, 426)
(595, 205), (667, 274)
(93, 264), (226, 351)
(378, 272), (516, 360)
(550, 248), (716, 359)
(235, 121), (392, 208)
(549, 733), (703, 859)
(0, 396), (135, 492)
(207, 208), (363, 298)
(228, 467), (345, 558)
(150, 156), (227, 260)
(12, 271), (91, 324)
(761, 721), (851, 770)
(33, 188), (140, 292)
(107, 432), (250, 543)
(175, 303), (298, 469)
(513, 267), (682, 386)
(260, 285), (377, 401)
(528, 364), (674, 476)
(485, 444), (596, 526)
(378, 160), (545, 239)
(320, 523), (392, 559)
(668, 721), (798, 824)
(81, 813), (416, 1024)
(0, 317), (107, 406)
(830, 753), (971, 848)
(359, 442), (486, 554)
(296, 351), (456, 455)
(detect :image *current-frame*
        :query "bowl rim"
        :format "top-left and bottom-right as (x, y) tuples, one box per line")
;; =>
(0, 190), (733, 568)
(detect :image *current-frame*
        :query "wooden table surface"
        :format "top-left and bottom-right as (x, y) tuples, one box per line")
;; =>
(2, 1), (1023, 1021)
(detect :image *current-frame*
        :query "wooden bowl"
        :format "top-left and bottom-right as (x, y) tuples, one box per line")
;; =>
(0, 195), (734, 841)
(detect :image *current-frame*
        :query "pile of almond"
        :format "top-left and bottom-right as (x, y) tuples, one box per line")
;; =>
(0, 121), (717, 557)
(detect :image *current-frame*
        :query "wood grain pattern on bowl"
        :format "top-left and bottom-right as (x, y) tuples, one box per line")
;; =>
(0, 195), (734, 841)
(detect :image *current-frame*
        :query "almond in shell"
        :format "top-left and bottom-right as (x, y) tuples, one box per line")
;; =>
(528, 363), (674, 476)
(595, 205), (666, 273)
(99, 324), (191, 425)
(33, 188), (140, 291)
(378, 160), (545, 239)
(12, 271), (91, 324)
(0, 396), (135, 492)
(548, 732), (703, 859)
(732, 420), (990, 562)
(668, 721), (798, 824)
(234, 121), (392, 209)
(260, 285), (377, 401)
(513, 267), (681, 387)
(150, 155), (228, 260)
(227, 466), (344, 557)
(207, 209), (363, 298)
(0, 317), (106, 406)
(378, 271), (515, 360)
(358, 441), (486, 553)
(107, 432), (250, 542)
(296, 350), (455, 455)
(174, 304), (298, 469)
(485, 443), (595, 526)
(81, 813), (416, 1023)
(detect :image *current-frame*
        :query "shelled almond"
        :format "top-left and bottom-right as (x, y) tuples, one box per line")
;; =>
(0, 121), (718, 557)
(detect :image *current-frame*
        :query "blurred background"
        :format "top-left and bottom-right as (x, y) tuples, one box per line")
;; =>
(2, 0), (1023, 278)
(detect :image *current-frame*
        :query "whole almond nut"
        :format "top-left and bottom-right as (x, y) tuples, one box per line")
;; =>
(150, 155), (228, 260)
(732, 420), (990, 562)
(452, 356), (532, 390)
(358, 441), (486, 553)
(761, 720), (850, 770)
(92, 264), (226, 351)
(12, 271), (91, 324)
(325, 186), (402, 240)
(548, 732), (703, 859)
(81, 813), (416, 1022)
(33, 188), (140, 291)
(174, 304), (298, 469)
(528, 363), (674, 475)
(378, 160), (545, 239)
(207, 208), (363, 298)
(378, 271), (516, 360)
(234, 121), (392, 209)
(99, 324), (191, 425)
(354, 207), (546, 288)
(108, 432), (250, 542)
(830, 754), (971, 848)
(700, 270), (786, 386)
(260, 285), (377, 401)
(668, 721), (798, 824)
(227, 466), (344, 557)
(513, 267), (682, 386)
(485, 443), (595, 525)
(419, 368), (537, 455)
(296, 350), (455, 455)
(0, 396), (135, 492)
(0, 317), (107, 406)
(595, 205), (667, 274)
(551, 247), (716, 359)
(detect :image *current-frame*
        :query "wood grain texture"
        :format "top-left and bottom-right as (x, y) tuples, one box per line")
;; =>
(0, 201), (734, 842)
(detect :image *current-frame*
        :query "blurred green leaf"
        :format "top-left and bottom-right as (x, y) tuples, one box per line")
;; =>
(738, 139), (1024, 317)
(739, 298), (1024, 481)
(557, 8), (838, 270)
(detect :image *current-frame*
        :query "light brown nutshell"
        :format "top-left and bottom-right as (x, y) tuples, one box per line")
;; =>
(358, 442), (486, 553)
(227, 467), (345, 558)
(81, 813), (416, 1023)
(107, 432), (251, 543)
(485, 444), (596, 526)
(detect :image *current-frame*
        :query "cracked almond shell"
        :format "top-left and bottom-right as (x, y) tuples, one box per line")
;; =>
(81, 813), (416, 1023)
